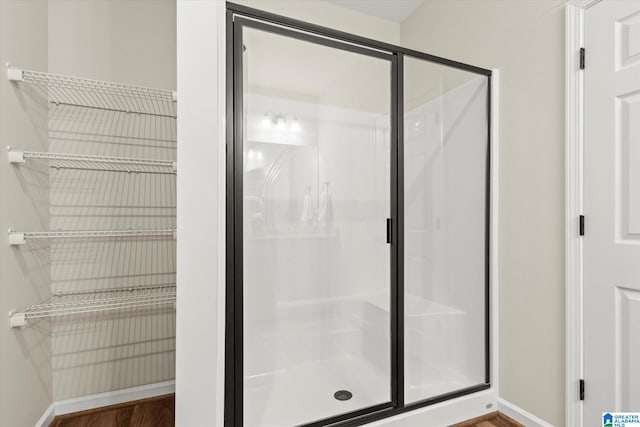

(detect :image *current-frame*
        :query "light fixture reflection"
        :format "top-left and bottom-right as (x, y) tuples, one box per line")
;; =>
(247, 149), (264, 161)
(260, 111), (301, 132)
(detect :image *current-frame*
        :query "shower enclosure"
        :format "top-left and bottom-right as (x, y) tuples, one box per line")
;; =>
(226, 4), (491, 427)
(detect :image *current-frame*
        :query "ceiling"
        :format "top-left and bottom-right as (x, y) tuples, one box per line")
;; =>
(326, 0), (423, 23)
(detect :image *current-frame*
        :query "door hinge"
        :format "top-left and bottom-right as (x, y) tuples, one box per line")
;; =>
(579, 48), (585, 70)
(579, 379), (585, 400)
(386, 218), (392, 244)
(579, 215), (585, 236)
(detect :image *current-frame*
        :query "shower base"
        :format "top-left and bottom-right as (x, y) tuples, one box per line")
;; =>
(404, 356), (475, 405)
(244, 354), (474, 426)
(244, 354), (388, 427)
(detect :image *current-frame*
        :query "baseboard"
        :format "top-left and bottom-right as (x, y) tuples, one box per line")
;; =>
(35, 380), (176, 426)
(498, 398), (554, 427)
(34, 403), (55, 427)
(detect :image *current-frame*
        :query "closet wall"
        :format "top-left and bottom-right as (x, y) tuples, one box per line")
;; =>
(47, 0), (177, 401)
(48, 1), (176, 89)
(0, 2), (51, 426)
(0, 1), (176, 424)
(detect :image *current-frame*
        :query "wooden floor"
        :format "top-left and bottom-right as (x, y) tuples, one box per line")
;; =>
(49, 394), (522, 427)
(450, 411), (524, 427)
(49, 394), (174, 427)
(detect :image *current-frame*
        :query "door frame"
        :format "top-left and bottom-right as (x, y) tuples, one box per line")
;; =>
(565, 2), (602, 427)
(225, 3), (496, 426)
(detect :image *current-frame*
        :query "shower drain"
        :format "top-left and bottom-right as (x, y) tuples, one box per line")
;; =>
(334, 390), (353, 401)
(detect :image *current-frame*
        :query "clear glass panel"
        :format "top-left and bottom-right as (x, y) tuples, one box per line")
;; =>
(242, 27), (392, 426)
(403, 56), (488, 403)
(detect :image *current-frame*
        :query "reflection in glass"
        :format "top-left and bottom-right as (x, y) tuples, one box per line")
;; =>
(242, 27), (392, 426)
(403, 57), (488, 403)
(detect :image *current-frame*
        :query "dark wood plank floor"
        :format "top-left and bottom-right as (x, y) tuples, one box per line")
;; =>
(49, 395), (522, 427)
(49, 394), (174, 427)
(450, 411), (524, 427)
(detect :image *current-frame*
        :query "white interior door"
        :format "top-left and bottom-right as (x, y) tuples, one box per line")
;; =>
(584, 0), (640, 424)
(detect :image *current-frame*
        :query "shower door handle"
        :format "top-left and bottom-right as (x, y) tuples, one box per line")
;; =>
(386, 218), (392, 244)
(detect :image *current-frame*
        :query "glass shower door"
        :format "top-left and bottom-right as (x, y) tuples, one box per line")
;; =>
(238, 22), (394, 426)
(403, 56), (489, 404)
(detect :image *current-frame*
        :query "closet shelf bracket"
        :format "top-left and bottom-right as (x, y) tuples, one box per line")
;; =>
(7, 65), (23, 82)
(8, 228), (177, 246)
(9, 312), (27, 328)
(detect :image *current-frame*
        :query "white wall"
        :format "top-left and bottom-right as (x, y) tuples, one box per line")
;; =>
(0, 1), (52, 426)
(175, 1), (226, 426)
(401, 1), (565, 425)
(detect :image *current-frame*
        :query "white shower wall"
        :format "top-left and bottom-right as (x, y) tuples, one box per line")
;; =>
(404, 74), (488, 402)
(243, 76), (488, 426)
(241, 17), (489, 423)
(244, 93), (390, 303)
(243, 90), (392, 426)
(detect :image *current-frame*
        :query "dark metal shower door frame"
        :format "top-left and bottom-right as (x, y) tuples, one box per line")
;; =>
(225, 3), (493, 427)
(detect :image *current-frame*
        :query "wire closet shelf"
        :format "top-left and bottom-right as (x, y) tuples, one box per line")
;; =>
(9, 284), (176, 328)
(8, 228), (177, 246)
(7, 148), (177, 174)
(7, 66), (177, 118)
(6, 65), (177, 328)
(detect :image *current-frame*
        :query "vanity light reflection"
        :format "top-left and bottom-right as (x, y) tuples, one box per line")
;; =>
(247, 149), (263, 160)
(260, 111), (301, 131)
